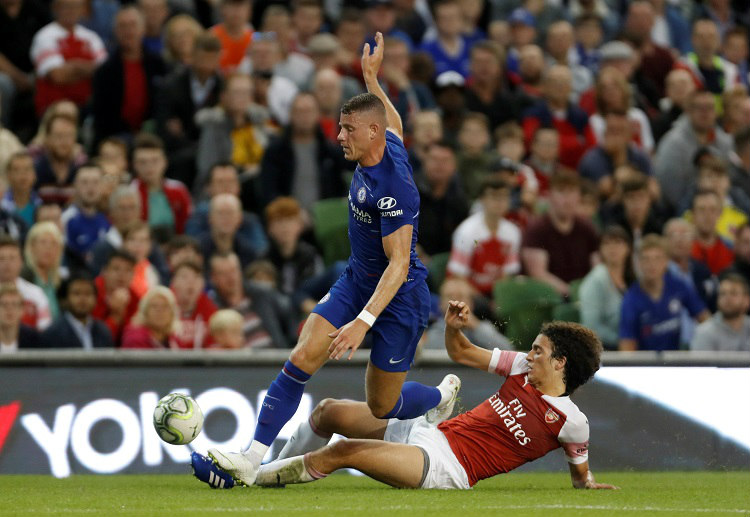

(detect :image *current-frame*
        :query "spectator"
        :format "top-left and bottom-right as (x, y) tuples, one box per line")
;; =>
(419, 0), (471, 78)
(676, 18), (739, 98)
(60, 164), (110, 261)
(722, 27), (749, 90)
(522, 65), (595, 169)
(259, 92), (348, 211)
(516, 44), (545, 100)
(588, 67), (654, 153)
(27, 99), (80, 156)
(524, 127), (567, 197)
(137, 0), (169, 55)
(0, 188), (28, 243)
(505, 8), (537, 75)
(2, 151), (41, 227)
(121, 285), (182, 349)
(691, 274), (750, 351)
(648, 0), (691, 55)
(0, 235), (51, 330)
(208, 308), (244, 349)
(92, 249), (139, 341)
(416, 140), (469, 258)
(619, 234), (709, 351)
(195, 72), (270, 193)
(170, 260), (217, 349)
(731, 128), (750, 196)
(21, 221), (65, 319)
(0, 285), (41, 352)
(721, 88), (750, 137)
(96, 137), (131, 207)
(35, 202), (63, 232)
(421, 276), (511, 351)
(335, 8), (367, 80)
(600, 170), (664, 248)
(164, 234), (203, 274)
(41, 273), (113, 349)
(578, 112), (654, 201)
(521, 172), (599, 297)
(156, 32), (224, 182)
(364, 0), (412, 49)
(209, 251), (295, 348)
(691, 189), (735, 275)
(30, 0), (107, 116)
(304, 34), (361, 100)
(211, 0), (253, 73)
(654, 90), (734, 212)
(0, 103), (23, 173)
(407, 109), (443, 175)
(162, 14), (203, 70)
(34, 113), (86, 206)
(455, 112), (493, 199)
(380, 36), (435, 130)
(573, 14), (604, 74)
(312, 67), (346, 144)
(447, 177), (521, 297)
(665, 217), (718, 313)
(579, 225), (634, 350)
(260, 5), (314, 89)
(199, 193), (259, 269)
(621, 0), (674, 97)
(91, 6), (167, 146)
(264, 197), (323, 301)
(0, 0), (49, 128)
(544, 20), (593, 100)
(434, 70), (468, 140)
(131, 133), (192, 235)
(185, 162), (267, 253)
(723, 222), (750, 288)
(463, 40), (517, 131)
(652, 68), (696, 142)
(290, 0), (323, 53)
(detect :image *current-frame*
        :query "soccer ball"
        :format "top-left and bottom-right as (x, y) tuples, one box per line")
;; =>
(153, 393), (204, 445)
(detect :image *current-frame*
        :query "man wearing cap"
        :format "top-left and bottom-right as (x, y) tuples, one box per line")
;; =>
(505, 8), (537, 75)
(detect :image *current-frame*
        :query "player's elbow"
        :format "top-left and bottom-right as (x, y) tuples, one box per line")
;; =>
(389, 258), (409, 284)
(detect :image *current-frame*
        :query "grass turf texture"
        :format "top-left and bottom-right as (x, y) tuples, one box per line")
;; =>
(1, 472), (748, 517)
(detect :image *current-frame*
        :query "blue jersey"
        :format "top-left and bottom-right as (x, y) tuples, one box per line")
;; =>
(347, 131), (428, 293)
(619, 272), (706, 351)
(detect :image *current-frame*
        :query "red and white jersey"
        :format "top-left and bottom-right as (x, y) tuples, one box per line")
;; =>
(447, 213), (521, 295)
(15, 277), (52, 331)
(438, 350), (589, 486)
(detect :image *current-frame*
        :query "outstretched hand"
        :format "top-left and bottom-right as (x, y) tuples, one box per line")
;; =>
(445, 300), (470, 330)
(362, 32), (385, 84)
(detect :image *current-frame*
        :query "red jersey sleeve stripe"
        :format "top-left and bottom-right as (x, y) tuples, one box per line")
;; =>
(494, 350), (516, 377)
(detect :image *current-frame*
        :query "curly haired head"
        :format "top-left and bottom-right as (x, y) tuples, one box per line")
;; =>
(540, 322), (603, 394)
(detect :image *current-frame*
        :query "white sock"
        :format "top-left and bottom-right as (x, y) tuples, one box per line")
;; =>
(255, 455), (317, 486)
(276, 416), (332, 461)
(243, 440), (269, 469)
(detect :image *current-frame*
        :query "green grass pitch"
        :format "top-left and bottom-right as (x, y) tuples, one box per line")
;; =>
(1, 471), (748, 517)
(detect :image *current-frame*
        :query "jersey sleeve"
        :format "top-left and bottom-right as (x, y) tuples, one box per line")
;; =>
(558, 412), (590, 465)
(446, 219), (473, 277)
(378, 135), (419, 237)
(487, 349), (528, 377)
(31, 27), (65, 77)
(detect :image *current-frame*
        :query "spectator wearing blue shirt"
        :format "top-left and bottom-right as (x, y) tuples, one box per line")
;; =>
(61, 164), (111, 263)
(418, 0), (471, 78)
(619, 234), (710, 351)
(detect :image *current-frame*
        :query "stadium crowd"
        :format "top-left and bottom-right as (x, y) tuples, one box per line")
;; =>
(0, 0), (749, 353)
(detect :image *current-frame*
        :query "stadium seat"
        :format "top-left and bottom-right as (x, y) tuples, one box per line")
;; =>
(493, 277), (562, 350)
(313, 198), (350, 266)
(428, 252), (450, 291)
(552, 302), (580, 323)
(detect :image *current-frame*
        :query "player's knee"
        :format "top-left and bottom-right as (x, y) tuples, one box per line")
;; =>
(312, 398), (336, 428)
(366, 397), (394, 419)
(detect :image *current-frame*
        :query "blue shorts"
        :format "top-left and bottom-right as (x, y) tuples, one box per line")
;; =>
(312, 266), (430, 372)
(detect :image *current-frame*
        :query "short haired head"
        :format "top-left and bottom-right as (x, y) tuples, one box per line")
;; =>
(637, 233), (667, 256)
(540, 321), (602, 394)
(57, 271), (96, 301)
(340, 92), (386, 120)
(338, 93), (388, 162)
(105, 248), (137, 268)
(265, 196), (302, 223)
(549, 171), (581, 192)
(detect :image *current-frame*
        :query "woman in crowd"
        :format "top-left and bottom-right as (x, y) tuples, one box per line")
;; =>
(22, 222), (65, 320)
(121, 286), (181, 349)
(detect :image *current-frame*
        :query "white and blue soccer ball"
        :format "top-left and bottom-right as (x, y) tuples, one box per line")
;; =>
(153, 393), (204, 445)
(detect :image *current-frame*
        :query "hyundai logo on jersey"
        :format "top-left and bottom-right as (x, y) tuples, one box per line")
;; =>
(377, 197), (397, 210)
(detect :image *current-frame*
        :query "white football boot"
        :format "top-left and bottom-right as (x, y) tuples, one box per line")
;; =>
(425, 374), (461, 425)
(208, 449), (259, 486)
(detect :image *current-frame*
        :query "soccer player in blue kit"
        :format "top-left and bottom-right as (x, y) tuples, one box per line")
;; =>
(192, 32), (460, 488)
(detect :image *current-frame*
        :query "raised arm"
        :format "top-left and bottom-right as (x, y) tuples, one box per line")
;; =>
(443, 300), (493, 372)
(569, 461), (619, 490)
(361, 32), (403, 140)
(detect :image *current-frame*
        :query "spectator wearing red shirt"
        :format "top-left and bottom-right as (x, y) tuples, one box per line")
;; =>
(691, 189), (735, 275)
(92, 249), (140, 343)
(29, 0), (107, 116)
(522, 65), (595, 169)
(211, 0), (253, 73)
(121, 286), (181, 349)
(171, 261), (217, 349)
(522, 173), (600, 297)
(131, 133), (192, 235)
(91, 6), (167, 147)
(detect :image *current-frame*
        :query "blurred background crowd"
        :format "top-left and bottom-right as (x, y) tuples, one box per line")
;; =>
(0, 0), (748, 354)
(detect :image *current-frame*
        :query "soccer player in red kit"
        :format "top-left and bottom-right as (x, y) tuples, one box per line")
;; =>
(247, 302), (618, 490)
